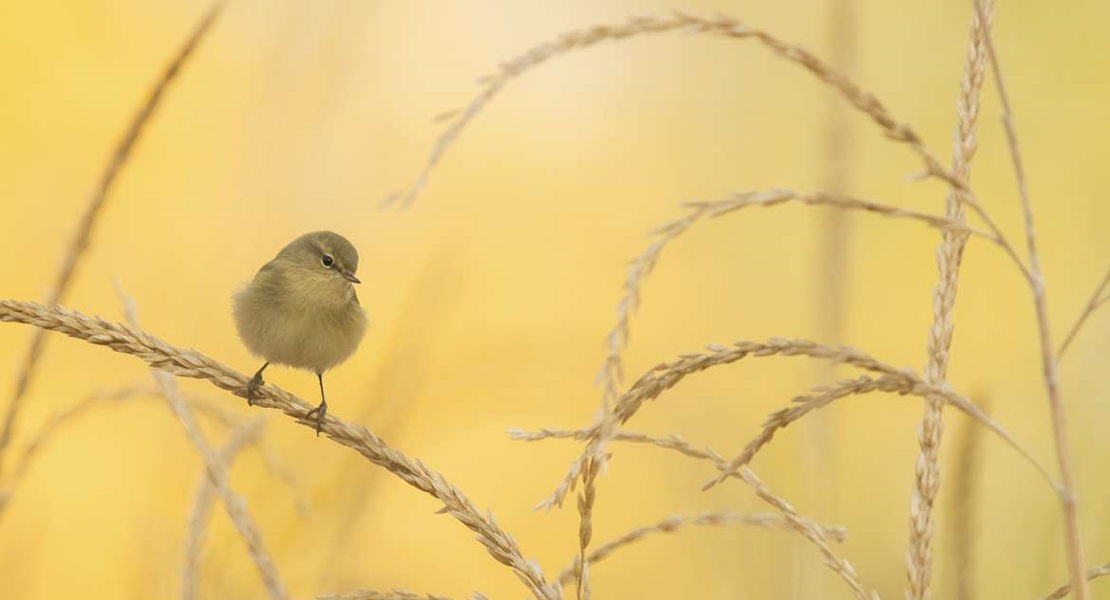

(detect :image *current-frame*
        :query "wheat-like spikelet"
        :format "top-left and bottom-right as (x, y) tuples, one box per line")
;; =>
(544, 338), (910, 510)
(594, 187), (995, 469)
(557, 187), (1016, 518)
(907, 4), (992, 597)
(316, 591), (456, 600)
(511, 428), (719, 462)
(543, 337), (1052, 511)
(1043, 562), (1110, 600)
(739, 467), (877, 600)
(552, 511), (848, 587)
(574, 456), (600, 599)
(177, 395), (308, 515)
(119, 291), (288, 600)
(1057, 265), (1110, 359)
(518, 427), (871, 598)
(976, 1), (1090, 596)
(706, 374), (1050, 492)
(0, 300), (560, 600)
(389, 10), (968, 209)
(182, 415), (269, 600)
(0, 0), (225, 479)
(690, 190), (989, 237)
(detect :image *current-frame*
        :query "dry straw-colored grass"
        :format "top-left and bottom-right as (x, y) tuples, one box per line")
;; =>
(386, 7), (1091, 596)
(118, 289), (289, 600)
(315, 591), (460, 600)
(0, 300), (560, 600)
(907, 2), (992, 598)
(975, 0), (1089, 595)
(182, 414), (270, 600)
(1057, 265), (1110, 359)
(517, 427), (869, 598)
(4, 3), (1110, 599)
(316, 592), (494, 600)
(1044, 563), (1110, 600)
(553, 511), (849, 588)
(0, 0), (226, 480)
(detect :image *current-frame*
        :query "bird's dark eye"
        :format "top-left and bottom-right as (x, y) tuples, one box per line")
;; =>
(321, 255), (334, 268)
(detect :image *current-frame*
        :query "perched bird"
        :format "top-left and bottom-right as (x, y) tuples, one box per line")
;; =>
(233, 231), (369, 434)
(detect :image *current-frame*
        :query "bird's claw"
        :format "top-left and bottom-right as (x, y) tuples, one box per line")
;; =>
(305, 401), (327, 437)
(246, 371), (265, 406)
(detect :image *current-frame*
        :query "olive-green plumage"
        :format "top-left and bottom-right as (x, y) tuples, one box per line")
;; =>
(233, 231), (368, 434)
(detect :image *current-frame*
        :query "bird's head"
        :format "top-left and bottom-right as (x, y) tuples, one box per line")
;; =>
(277, 230), (362, 285)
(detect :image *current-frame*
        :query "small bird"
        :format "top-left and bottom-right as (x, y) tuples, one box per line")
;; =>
(233, 231), (369, 435)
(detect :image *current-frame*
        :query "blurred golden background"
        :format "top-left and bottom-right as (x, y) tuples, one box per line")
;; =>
(2, 0), (1110, 598)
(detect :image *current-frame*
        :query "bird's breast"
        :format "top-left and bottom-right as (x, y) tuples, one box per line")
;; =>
(233, 273), (368, 372)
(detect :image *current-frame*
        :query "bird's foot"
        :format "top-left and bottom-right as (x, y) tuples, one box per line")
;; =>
(305, 400), (327, 437)
(246, 371), (265, 406)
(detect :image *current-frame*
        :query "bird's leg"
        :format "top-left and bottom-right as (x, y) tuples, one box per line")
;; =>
(304, 372), (328, 437)
(246, 362), (269, 406)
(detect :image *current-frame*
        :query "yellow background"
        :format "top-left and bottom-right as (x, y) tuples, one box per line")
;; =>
(2, 0), (1110, 598)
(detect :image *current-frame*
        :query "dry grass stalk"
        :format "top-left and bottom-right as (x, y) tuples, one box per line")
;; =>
(0, 0), (225, 479)
(518, 428), (871, 598)
(182, 415), (269, 600)
(1043, 562), (1110, 600)
(553, 511), (849, 587)
(557, 184), (1017, 514)
(739, 466), (876, 600)
(1057, 265), (1110, 359)
(0, 384), (297, 519)
(119, 292), (288, 600)
(949, 402), (988, 600)
(545, 337), (902, 510)
(976, 1), (1090, 597)
(707, 373), (1053, 493)
(514, 364), (1052, 500)
(389, 11), (970, 209)
(907, 3), (992, 598)
(0, 300), (559, 600)
(317, 591), (456, 600)
(544, 337), (1053, 510)
(689, 190), (992, 238)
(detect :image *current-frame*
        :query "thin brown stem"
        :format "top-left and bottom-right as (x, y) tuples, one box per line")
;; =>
(976, 2), (1089, 598)
(553, 511), (848, 587)
(0, 0), (226, 479)
(1043, 562), (1110, 600)
(1056, 265), (1110, 359)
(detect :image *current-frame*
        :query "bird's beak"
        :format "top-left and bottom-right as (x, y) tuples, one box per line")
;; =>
(341, 271), (361, 284)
